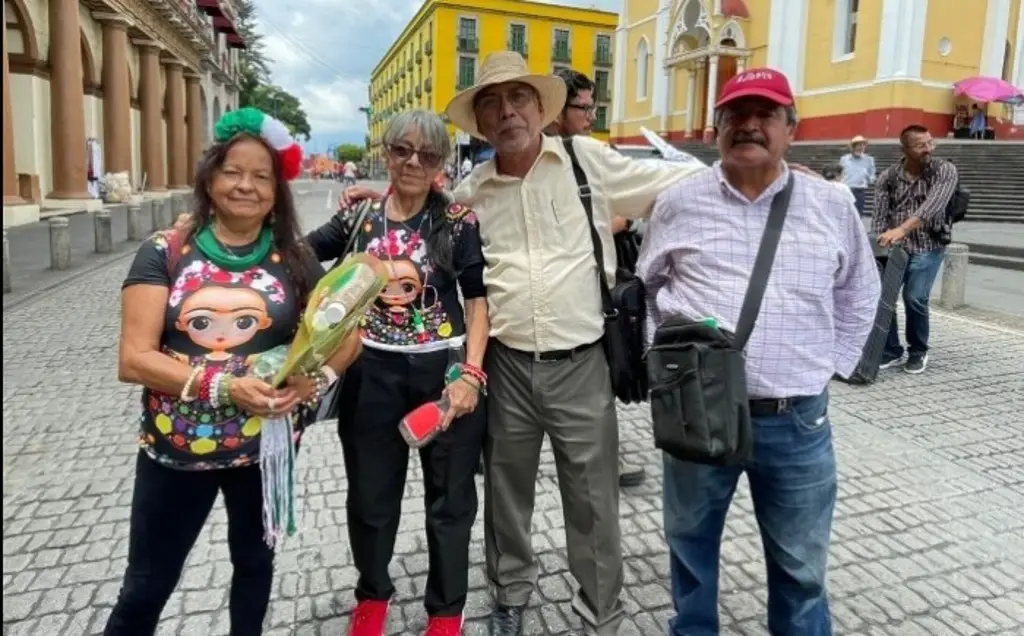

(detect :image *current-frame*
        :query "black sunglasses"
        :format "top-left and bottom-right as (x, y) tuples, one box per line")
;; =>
(388, 143), (443, 169)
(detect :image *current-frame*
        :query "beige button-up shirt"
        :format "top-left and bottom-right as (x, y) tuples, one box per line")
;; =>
(453, 135), (706, 352)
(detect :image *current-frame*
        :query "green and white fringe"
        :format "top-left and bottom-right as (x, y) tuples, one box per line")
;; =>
(260, 416), (297, 548)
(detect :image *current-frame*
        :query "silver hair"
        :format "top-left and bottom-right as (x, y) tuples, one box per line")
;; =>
(381, 109), (451, 160)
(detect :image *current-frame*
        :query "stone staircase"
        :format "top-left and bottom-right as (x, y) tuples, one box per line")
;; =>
(672, 140), (1024, 224)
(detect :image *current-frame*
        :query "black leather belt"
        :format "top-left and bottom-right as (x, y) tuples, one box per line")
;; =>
(506, 340), (600, 363)
(749, 397), (797, 416)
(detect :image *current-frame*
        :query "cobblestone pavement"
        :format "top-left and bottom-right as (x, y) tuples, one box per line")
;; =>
(4, 199), (1024, 635)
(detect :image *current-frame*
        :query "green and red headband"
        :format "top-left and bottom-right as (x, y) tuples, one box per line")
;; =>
(213, 108), (303, 181)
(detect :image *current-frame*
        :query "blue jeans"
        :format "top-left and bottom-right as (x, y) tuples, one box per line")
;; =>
(663, 391), (836, 636)
(885, 247), (945, 358)
(850, 188), (867, 215)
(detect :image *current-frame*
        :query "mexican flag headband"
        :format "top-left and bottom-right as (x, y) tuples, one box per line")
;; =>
(213, 108), (303, 181)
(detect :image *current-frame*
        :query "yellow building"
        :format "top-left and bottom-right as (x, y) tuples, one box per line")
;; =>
(367, 0), (619, 166)
(610, 0), (1024, 144)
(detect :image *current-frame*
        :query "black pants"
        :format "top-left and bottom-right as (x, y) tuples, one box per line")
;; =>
(338, 346), (485, 616)
(104, 452), (274, 636)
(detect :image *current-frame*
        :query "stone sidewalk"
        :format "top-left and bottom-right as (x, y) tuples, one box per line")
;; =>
(3, 238), (1024, 635)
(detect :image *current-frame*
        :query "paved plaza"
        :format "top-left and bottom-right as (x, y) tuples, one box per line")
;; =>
(3, 187), (1024, 635)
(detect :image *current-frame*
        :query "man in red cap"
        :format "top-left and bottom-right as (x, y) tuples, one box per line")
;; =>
(637, 68), (880, 635)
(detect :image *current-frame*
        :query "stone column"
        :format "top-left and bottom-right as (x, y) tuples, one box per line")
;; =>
(47, 0), (90, 199)
(3, 29), (24, 204)
(659, 66), (673, 134)
(135, 41), (166, 191)
(737, 57), (747, 73)
(185, 73), (204, 185)
(683, 65), (697, 139)
(703, 55), (720, 143)
(96, 14), (132, 175)
(164, 61), (187, 189)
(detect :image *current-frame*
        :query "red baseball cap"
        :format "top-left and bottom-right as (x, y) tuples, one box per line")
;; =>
(715, 67), (794, 109)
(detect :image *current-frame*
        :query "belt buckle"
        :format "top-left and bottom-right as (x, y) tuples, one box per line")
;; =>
(533, 350), (550, 364)
(775, 398), (790, 414)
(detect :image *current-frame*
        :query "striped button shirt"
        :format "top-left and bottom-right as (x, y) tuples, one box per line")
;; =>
(872, 158), (958, 254)
(637, 162), (881, 399)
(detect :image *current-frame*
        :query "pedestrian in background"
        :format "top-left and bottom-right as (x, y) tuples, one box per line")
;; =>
(873, 124), (958, 374)
(305, 109), (489, 636)
(839, 135), (876, 214)
(105, 108), (362, 635)
(638, 68), (879, 635)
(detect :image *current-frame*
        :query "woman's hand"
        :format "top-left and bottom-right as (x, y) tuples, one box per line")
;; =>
(284, 374), (319, 405)
(441, 377), (480, 430)
(230, 377), (300, 418)
(339, 186), (383, 209)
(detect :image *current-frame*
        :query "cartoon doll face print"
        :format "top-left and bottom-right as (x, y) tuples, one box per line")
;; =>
(175, 286), (273, 359)
(379, 259), (422, 311)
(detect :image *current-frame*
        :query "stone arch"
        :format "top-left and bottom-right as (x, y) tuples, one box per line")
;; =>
(79, 31), (99, 92)
(127, 48), (139, 99)
(719, 19), (745, 48)
(4, 0), (39, 59)
(212, 95), (222, 124)
(669, 0), (711, 54)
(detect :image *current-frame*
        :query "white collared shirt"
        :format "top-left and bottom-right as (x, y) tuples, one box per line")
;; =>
(453, 135), (706, 352)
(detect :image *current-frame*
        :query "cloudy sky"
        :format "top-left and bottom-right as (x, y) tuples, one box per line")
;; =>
(251, 0), (621, 153)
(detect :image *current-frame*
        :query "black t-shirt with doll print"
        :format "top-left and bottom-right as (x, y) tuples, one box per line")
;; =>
(123, 232), (323, 471)
(305, 196), (486, 353)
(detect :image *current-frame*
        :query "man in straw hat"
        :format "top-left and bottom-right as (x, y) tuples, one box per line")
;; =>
(839, 134), (877, 214)
(445, 51), (705, 635)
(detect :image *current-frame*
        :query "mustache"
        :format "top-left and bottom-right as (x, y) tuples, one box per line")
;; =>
(732, 133), (767, 147)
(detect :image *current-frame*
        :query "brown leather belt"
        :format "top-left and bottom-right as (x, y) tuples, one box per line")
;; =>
(505, 340), (600, 363)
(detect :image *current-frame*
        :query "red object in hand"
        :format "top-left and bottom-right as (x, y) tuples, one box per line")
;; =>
(399, 398), (449, 448)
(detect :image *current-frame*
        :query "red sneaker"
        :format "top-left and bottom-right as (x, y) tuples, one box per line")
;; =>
(424, 614), (464, 636)
(348, 600), (390, 636)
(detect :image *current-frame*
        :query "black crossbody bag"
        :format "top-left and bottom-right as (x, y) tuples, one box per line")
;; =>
(647, 174), (794, 465)
(562, 138), (648, 404)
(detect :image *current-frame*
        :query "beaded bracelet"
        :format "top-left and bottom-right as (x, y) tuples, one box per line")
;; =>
(302, 368), (331, 409)
(218, 375), (234, 407)
(197, 367), (218, 403)
(180, 365), (204, 402)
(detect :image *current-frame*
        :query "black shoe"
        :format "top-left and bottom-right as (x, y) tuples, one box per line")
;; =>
(488, 605), (525, 636)
(618, 459), (645, 488)
(905, 352), (928, 374)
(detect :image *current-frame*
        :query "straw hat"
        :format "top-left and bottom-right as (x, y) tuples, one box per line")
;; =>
(850, 135), (868, 146)
(445, 52), (567, 140)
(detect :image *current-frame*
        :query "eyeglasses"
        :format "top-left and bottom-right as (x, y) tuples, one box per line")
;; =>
(387, 143), (443, 169)
(566, 103), (596, 116)
(475, 87), (536, 113)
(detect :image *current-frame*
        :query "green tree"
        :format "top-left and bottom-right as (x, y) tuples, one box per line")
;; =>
(335, 144), (366, 163)
(235, 0), (270, 107)
(248, 84), (312, 141)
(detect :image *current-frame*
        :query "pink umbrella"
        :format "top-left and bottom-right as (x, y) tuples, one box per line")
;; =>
(953, 76), (1024, 103)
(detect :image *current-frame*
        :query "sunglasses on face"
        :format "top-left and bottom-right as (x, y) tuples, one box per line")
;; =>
(388, 143), (443, 169)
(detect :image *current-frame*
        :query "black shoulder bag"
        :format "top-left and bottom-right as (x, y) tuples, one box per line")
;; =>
(646, 174), (794, 466)
(312, 199), (372, 423)
(562, 138), (648, 404)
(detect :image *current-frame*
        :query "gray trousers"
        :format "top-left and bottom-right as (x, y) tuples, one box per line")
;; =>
(483, 339), (625, 635)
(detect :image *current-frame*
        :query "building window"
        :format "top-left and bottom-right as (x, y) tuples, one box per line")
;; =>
(458, 56), (475, 90)
(595, 34), (612, 66)
(509, 23), (527, 56)
(594, 106), (608, 131)
(458, 17), (478, 52)
(594, 69), (610, 102)
(833, 0), (858, 59)
(636, 39), (649, 100)
(553, 28), (571, 62)
(552, 64), (570, 75)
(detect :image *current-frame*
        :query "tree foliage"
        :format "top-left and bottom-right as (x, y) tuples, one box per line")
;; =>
(335, 144), (366, 163)
(235, 0), (312, 141)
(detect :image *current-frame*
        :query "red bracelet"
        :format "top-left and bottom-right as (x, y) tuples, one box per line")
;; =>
(198, 367), (218, 403)
(461, 363), (487, 384)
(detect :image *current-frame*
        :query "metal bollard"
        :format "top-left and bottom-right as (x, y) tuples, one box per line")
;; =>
(939, 243), (969, 309)
(94, 209), (113, 253)
(49, 216), (71, 270)
(128, 202), (144, 240)
(2, 229), (11, 293)
(151, 199), (165, 230)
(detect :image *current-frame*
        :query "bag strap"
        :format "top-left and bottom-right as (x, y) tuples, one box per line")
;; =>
(338, 199), (372, 264)
(562, 137), (616, 318)
(732, 172), (795, 350)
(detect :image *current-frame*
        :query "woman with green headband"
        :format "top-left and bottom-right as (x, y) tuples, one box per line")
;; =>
(105, 108), (362, 635)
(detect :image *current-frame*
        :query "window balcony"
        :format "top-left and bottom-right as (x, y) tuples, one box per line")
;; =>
(457, 36), (479, 53)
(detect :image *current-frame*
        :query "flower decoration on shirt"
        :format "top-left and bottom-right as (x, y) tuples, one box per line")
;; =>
(169, 260), (287, 308)
(365, 227), (426, 264)
(213, 107), (303, 181)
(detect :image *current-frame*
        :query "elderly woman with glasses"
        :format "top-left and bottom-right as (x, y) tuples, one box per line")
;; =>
(306, 109), (489, 636)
